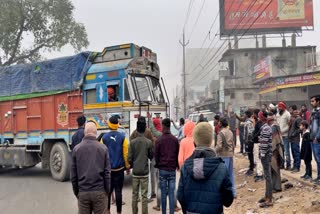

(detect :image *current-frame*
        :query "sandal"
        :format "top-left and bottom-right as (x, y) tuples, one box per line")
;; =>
(153, 206), (161, 211)
(259, 201), (273, 208)
(258, 197), (266, 203)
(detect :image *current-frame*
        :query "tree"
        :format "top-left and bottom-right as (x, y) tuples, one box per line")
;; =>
(0, 0), (89, 66)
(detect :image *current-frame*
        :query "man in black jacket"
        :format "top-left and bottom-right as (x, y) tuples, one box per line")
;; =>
(71, 121), (111, 214)
(71, 115), (86, 150)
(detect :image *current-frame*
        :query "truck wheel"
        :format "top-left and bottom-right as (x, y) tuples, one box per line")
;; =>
(50, 142), (70, 181)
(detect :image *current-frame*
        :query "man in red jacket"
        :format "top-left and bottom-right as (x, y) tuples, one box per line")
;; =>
(154, 118), (179, 214)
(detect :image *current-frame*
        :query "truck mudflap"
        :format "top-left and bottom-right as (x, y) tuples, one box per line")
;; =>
(0, 146), (40, 167)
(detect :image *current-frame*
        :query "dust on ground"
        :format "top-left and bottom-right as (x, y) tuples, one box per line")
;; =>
(225, 152), (320, 214)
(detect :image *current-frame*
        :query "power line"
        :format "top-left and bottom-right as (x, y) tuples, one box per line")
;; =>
(190, 0), (275, 85)
(187, 0), (206, 41)
(186, 0), (236, 74)
(183, 0), (195, 30)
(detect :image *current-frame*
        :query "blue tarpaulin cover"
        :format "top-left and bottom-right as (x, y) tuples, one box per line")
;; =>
(0, 52), (91, 97)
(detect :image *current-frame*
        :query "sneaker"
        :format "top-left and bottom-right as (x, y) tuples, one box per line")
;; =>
(151, 193), (156, 199)
(300, 174), (307, 179)
(291, 168), (300, 173)
(304, 175), (312, 181)
(259, 201), (273, 208)
(174, 206), (181, 212)
(245, 169), (253, 176)
(255, 176), (264, 182)
(147, 199), (153, 203)
(153, 206), (160, 211)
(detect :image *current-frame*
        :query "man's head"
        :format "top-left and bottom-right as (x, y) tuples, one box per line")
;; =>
(244, 110), (252, 120)
(179, 118), (185, 126)
(230, 111), (235, 117)
(311, 95), (320, 109)
(77, 115), (86, 127)
(108, 115), (119, 130)
(107, 87), (115, 101)
(137, 116), (146, 134)
(261, 104), (267, 111)
(214, 115), (220, 122)
(193, 122), (213, 147)
(301, 104), (307, 112)
(220, 117), (228, 128)
(161, 118), (171, 132)
(258, 110), (268, 123)
(278, 102), (286, 112)
(84, 121), (97, 137)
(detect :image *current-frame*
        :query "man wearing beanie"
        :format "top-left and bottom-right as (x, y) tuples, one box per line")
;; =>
(276, 102), (291, 170)
(128, 116), (153, 214)
(71, 121), (111, 214)
(154, 118), (179, 214)
(102, 116), (130, 214)
(177, 122), (234, 214)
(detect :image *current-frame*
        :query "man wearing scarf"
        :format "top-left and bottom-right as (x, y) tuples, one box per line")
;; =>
(268, 112), (283, 193)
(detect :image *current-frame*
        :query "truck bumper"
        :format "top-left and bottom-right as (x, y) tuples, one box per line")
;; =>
(0, 147), (41, 167)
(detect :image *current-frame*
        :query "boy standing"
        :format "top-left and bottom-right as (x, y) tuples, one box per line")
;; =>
(300, 120), (312, 180)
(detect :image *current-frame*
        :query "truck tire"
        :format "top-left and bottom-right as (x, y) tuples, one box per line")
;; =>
(50, 142), (70, 182)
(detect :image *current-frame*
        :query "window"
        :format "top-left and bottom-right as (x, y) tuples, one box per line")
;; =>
(149, 77), (165, 103)
(86, 89), (96, 104)
(132, 76), (152, 102)
(123, 79), (131, 101)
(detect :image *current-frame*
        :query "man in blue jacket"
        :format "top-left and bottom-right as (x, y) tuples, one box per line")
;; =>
(177, 122), (234, 214)
(310, 95), (320, 184)
(71, 115), (86, 150)
(103, 116), (130, 214)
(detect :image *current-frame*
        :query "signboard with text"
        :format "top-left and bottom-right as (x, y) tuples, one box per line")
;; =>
(253, 56), (273, 84)
(259, 71), (320, 94)
(220, 0), (314, 36)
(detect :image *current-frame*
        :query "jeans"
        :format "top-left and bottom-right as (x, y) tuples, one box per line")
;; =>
(246, 141), (254, 171)
(312, 142), (320, 179)
(239, 127), (245, 153)
(231, 130), (237, 147)
(78, 191), (107, 214)
(148, 159), (156, 198)
(291, 142), (301, 170)
(261, 155), (272, 199)
(222, 157), (236, 197)
(159, 170), (176, 214)
(108, 169), (124, 213)
(132, 176), (148, 214)
(283, 136), (291, 168)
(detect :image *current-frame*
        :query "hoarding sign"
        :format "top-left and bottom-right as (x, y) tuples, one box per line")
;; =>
(253, 56), (272, 84)
(259, 71), (320, 94)
(220, 0), (314, 36)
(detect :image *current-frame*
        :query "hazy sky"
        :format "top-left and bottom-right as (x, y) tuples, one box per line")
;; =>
(46, 0), (320, 102)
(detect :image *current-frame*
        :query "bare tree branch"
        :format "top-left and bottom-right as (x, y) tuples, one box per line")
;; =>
(3, 40), (53, 66)
(5, 4), (26, 65)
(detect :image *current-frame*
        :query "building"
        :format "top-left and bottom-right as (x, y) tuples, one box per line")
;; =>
(216, 45), (318, 113)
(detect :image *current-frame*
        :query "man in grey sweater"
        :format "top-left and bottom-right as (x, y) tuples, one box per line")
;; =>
(71, 121), (111, 214)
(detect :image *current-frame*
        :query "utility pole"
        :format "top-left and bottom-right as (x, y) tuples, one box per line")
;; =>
(179, 29), (189, 119)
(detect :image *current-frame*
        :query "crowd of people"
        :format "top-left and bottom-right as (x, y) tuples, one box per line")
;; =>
(68, 94), (320, 214)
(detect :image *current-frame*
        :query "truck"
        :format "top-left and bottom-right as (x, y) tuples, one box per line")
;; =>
(0, 43), (169, 181)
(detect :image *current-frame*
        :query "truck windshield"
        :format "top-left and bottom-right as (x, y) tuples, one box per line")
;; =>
(149, 77), (165, 104)
(132, 76), (152, 102)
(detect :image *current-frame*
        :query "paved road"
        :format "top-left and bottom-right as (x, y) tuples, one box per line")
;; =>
(0, 165), (178, 214)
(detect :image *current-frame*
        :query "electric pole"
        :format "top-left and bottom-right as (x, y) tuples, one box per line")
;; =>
(179, 29), (189, 119)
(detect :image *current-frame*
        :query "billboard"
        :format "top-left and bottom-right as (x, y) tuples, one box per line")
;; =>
(253, 56), (273, 84)
(259, 71), (320, 94)
(220, 0), (314, 36)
